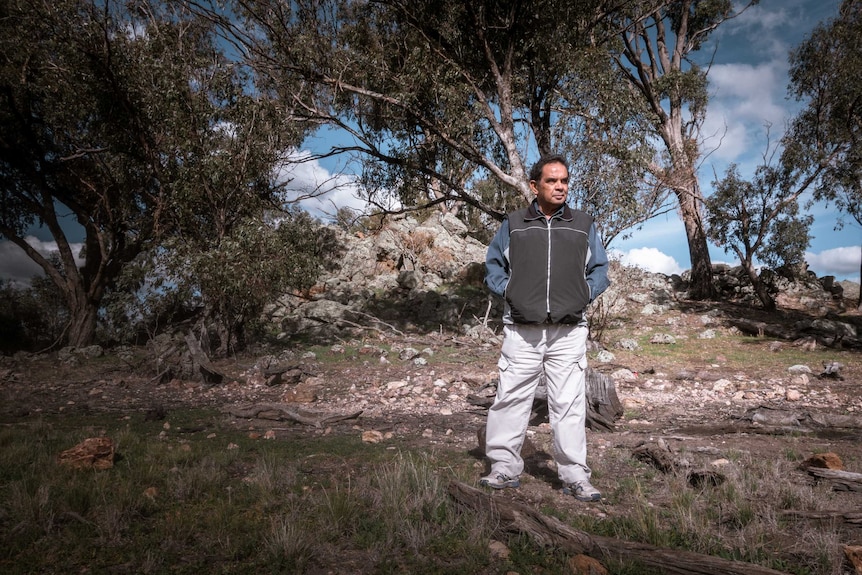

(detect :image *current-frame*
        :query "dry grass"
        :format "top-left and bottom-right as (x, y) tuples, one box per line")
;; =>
(1, 404), (858, 574)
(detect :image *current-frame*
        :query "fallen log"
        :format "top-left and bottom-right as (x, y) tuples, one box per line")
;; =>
(726, 318), (797, 340)
(632, 440), (680, 473)
(631, 440), (726, 488)
(448, 481), (789, 575)
(223, 402), (362, 428)
(804, 467), (862, 492)
(781, 509), (862, 527)
(736, 406), (862, 432)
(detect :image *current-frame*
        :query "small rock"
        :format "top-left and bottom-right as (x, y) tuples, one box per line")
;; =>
(568, 553), (608, 575)
(785, 389), (802, 401)
(399, 347), (420, 361)
(790, 374), (809, 386)
(362, 430), (385, 443)
(615, 338), (639, 351)
(488, 540), (510, 560)
(595, 350), (615, 363)
(712, 379), (734, 393)
(801, 452), (843, 470)
(58, 437), (115, 470)
(611, 368), (637, 382)
(842, 545), (862, 575)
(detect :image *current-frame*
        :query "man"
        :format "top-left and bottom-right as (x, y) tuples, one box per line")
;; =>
(480, 153), (610, 502)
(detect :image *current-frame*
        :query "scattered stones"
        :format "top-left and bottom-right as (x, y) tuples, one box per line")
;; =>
(712, 379), (734, 393)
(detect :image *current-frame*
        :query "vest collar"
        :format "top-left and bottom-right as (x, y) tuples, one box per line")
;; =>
(525, 199), (574, 221)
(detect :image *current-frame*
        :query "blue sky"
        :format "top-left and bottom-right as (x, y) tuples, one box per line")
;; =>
(2, 0), (858, 286)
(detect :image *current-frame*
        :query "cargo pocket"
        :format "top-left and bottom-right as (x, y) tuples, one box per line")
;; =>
(577, 355), (587, 372)
(497, 355), (510, 372)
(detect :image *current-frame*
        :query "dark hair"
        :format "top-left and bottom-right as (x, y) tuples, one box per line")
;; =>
(529, 154), (569, 182)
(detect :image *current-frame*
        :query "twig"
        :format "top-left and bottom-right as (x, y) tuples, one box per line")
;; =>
(348, 311), (405, 336)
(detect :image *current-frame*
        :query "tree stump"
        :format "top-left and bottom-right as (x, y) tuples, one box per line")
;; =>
(467, 368), (623, 431)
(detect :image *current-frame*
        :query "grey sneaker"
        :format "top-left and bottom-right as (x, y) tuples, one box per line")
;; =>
(563, 480), (601, 502)
(478, 472), (520, 489)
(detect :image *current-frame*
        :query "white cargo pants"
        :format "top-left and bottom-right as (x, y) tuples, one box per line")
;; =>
(485, 323), (591, 484)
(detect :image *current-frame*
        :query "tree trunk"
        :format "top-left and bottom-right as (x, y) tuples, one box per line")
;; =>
(742, 261), (776, 311)
(858, 244), (861, 310)
(66, 297), (98, 348)
(678, 182), (714, 300)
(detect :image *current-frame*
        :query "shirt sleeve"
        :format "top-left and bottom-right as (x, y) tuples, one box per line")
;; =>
(585, 222), (610, 302)
(484, 218), (510, 297)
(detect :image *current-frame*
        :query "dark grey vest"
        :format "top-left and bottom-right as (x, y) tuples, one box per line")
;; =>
(506, 204), (593, 324)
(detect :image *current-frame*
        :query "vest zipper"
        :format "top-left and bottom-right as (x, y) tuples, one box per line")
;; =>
(546, 217), (552, 317)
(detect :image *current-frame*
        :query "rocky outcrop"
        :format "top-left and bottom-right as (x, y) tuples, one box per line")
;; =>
(262, 215), (861, 348)
(264, 212), (490, 340)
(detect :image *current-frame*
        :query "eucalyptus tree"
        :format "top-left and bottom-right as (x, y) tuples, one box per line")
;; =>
(214, 0), (665, 245)
(0, 0), (169, 347)
(608, 0), (758, 299)
(0, 0), (313, 349)
(783, 0), (861, 307)
(705, 163), (812, 311)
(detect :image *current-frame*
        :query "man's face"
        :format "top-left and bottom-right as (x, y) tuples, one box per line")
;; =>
(530, 161), (569, 215)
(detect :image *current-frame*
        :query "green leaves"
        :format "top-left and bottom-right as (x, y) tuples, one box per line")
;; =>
(785, 0), (861, 229)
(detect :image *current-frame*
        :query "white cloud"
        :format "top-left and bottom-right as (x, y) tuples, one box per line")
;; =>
(704, 62), (788, 164)
(276, 150), (370, 221)
(806, 246), (861, 281)
(611, 247), (684, 276)
(0, 236), (85, 288)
